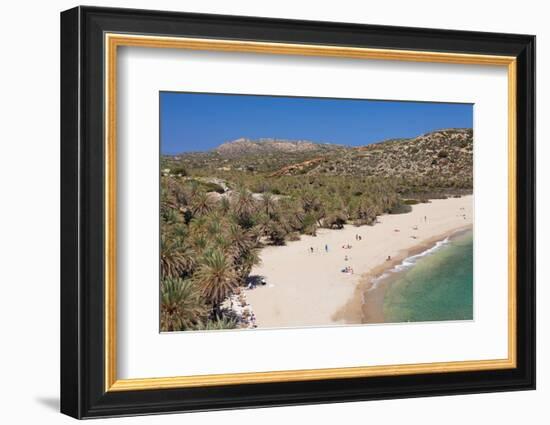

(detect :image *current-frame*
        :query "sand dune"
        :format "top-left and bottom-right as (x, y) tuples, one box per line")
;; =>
(246, 195), (473, 328)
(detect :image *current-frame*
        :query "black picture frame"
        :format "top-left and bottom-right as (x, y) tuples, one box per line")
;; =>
(61, 5), (535, 419)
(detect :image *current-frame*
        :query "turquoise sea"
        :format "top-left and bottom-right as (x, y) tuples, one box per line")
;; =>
(381, 230), (473, 323)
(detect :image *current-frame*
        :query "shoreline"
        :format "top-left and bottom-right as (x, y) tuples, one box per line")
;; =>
(335, 225), (473, 324)
(246, 195), (473, 329)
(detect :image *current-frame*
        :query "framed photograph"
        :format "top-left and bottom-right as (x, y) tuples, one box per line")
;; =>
(60, 6), (535, 419)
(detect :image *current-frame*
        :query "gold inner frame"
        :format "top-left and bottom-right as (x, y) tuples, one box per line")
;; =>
(104, 33), (517, 392)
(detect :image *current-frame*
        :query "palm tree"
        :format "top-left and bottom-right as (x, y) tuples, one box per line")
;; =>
(219, 196), (231, 214)
(170, 223), (189, 240)
(190, 232), (209, 255)
(193, 248), (239, 313)
(231, 189), (257, 226)
(160, 277), (206, 331)
(191, 191), (213, 217)
(235, 248), (261, 283)
(213, 233), (234, 257)
(173, 181), (191, 208)
(252, 212), (271, 239)
(185, 180), (202, 200)
(205, 215), (223, 238)
(194, 316), (239, 330)
(189, 215), (208, 232)
(324, 211), (347, 229)
(266, 221), (287, 245)
(228, 223), (254, 257)
(161, 207), (180, 225)
(300, 190), (326, 225)
(260, 192), (278, 219)
(280, 199), (306, 233)
(300, 212), (318, 236)
(160, 235), (196, 278)
(160, 178), (178, 211)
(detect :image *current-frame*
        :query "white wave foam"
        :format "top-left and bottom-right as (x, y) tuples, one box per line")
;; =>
(367, 236), (450, 291)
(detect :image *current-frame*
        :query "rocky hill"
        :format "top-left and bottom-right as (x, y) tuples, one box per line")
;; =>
(271, 129), (473, 185)
(163, 129), (473, 189)
(214, 137), (343, 156)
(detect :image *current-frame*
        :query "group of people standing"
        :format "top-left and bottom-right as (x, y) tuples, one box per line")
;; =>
(341, 234), (364, 274)
(307, 234), (365, 275)
(309, 244), (330, 253)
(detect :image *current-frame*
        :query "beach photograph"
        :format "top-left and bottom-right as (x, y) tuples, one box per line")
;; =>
(159, 92), (474, 332)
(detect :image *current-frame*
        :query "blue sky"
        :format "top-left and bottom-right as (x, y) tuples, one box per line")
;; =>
(160, 92), (473, 154)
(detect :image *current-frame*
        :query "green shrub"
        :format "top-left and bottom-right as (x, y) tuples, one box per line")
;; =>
(172, 166), (187, 176)
(389, 202), (412, 215)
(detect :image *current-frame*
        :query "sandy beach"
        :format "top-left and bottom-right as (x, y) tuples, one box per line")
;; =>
(246, 195), (473, 328)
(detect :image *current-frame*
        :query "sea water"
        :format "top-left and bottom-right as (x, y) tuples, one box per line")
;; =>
(381, 229), (473, 323)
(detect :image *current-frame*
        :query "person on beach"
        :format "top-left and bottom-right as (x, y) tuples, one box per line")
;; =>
(325, 244), (328, 253)
(386, 255), (391, 261)
(342, 266), (353, 274)
(310, 247), (314, 253)
(424, 215), (427, 222)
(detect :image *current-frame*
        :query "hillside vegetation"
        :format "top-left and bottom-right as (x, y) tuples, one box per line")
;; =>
(274, 129), (472, 186)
